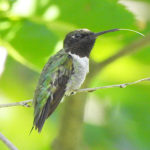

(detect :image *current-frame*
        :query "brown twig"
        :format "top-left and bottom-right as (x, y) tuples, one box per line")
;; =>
(99, 35), (150, 67)
(90, 34), (150, 77)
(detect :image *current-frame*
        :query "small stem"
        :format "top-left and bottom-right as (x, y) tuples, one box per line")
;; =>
(75, 77), (150, 93)
(0, 78), (150, 109)
(0, 99), (32, 108)
(0, 132), (18, 150)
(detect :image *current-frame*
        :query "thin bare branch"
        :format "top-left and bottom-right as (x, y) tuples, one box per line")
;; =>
(0, 78), (150, 109)
(75, 77), (150, 93)
(0, 132), (18, 150)
(0, 99), (32, 108)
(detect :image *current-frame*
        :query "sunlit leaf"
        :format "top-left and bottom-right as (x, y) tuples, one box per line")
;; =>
(1, 20), (59, 70)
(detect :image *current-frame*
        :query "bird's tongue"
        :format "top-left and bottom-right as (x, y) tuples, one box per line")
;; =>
(94, 28), (144, 37)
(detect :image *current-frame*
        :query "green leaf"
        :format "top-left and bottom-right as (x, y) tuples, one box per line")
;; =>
(2, 20), (59, 70)
(51, 0), (136, 30)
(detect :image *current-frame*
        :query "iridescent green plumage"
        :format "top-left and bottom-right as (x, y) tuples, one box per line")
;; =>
(33, 50), (73, 132)
(32, 28), (120, 133)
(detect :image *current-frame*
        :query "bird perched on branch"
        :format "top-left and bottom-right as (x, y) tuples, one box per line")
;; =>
(31, 28), (122, 132)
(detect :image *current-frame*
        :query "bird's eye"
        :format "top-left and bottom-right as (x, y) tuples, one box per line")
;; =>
(71, 35), (76, 39)
(72, 33), (82, 39)
(75, 33), (82, 38)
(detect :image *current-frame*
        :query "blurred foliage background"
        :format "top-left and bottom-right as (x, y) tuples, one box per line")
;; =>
(0, 0), (150, 150)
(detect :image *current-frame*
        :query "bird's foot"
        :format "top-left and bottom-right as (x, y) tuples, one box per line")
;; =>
(70, 91), (76, 95)
(65, 90), (76, 96)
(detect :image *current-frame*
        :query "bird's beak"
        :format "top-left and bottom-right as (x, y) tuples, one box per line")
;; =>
(94, 28), (119, 37)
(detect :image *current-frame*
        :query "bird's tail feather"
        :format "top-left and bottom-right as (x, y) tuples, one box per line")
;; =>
(29, 126), (34, 135)
(34, 98), (51, 133)
(32, 87), (66, 133)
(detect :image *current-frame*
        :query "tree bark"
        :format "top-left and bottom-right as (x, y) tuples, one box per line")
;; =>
(52, 93), (87, 150)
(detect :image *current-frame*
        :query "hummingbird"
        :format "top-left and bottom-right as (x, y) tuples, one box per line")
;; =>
(32, 28), (120, 132)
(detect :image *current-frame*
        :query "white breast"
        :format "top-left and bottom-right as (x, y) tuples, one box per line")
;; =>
(65, 53), (89, 95)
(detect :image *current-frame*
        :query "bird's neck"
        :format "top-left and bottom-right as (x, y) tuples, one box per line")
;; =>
(65, 43), (94, 57)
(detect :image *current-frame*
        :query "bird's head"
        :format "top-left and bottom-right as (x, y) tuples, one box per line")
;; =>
(64, 28), (119, 57)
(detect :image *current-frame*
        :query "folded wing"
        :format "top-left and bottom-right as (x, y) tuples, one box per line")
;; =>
(33, 50), (73, 132)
